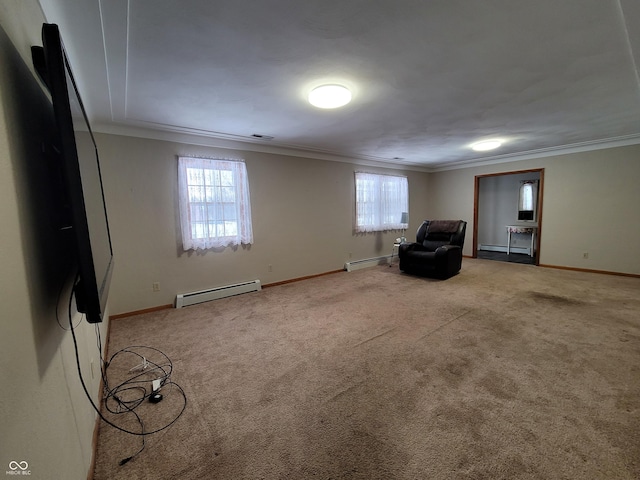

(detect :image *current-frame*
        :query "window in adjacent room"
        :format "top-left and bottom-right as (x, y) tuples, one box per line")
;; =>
(517, 179), (538, 221)
(355, 172), (408, 232)
(178, 156), (253, 250)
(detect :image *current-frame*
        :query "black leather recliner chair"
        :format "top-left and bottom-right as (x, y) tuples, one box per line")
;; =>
(398, 220), (467, 279)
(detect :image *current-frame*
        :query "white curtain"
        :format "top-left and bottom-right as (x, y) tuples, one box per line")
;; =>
(178, 156), (253, 250)
(355, 172), (408, 232)
(519, 180), (536, 211)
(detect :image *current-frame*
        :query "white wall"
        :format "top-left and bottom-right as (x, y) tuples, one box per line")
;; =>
(429, 145), (640, 274)
(0, 3), (105, 478)
(96, 132), (431, 315)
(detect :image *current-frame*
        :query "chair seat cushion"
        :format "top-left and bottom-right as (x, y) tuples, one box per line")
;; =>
(405, 250), (437, 261)
(422, 239), (450, 251)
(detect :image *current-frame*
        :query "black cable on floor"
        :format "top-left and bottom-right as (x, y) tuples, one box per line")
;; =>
(67, 274), (187, 465)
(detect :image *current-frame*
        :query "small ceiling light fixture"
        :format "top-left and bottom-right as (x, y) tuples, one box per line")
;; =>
(471, 139), (503, 152)
(308, 84), (352, 109)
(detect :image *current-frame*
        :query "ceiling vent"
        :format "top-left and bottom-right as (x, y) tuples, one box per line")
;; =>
(251, 134), (274, 140)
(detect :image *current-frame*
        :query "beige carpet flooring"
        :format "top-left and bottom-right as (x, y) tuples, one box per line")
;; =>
(93, 258), (640, 479)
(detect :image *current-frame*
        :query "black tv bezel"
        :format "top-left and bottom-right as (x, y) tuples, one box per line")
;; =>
(39, 23), (114, 323)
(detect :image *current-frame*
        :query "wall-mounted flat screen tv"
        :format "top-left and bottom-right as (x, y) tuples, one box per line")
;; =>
(33, 23), (114, 323)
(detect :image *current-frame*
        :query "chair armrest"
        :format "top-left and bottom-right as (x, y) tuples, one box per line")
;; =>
(398, 242), (426, 256)
(434, 245), (462, 278)
(434, 244), (461, 257)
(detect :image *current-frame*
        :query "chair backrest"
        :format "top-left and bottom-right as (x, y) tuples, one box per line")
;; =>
(416, 220), (467, 252)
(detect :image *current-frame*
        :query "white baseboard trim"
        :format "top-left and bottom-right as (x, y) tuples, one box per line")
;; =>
(479, 244), (530, 255)
(345, 255), (391, 272)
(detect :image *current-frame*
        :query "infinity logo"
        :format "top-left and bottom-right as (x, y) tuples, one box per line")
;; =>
(8, 461), (28, 471)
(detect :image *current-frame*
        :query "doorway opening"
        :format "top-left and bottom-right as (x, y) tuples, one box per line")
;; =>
(473, 168), (544, 266)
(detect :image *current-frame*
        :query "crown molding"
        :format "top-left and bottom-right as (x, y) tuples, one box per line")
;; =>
(92, 121), (640, 175)
(429, 134), (640, 172)
(92, 121), (433, 173)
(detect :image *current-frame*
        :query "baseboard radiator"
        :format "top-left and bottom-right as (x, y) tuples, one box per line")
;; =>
(344, 255), (391, 272)
(479, 244), (529, 255)
(175, 280), (261, 308)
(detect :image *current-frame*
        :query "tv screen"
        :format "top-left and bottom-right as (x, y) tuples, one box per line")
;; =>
(36, 23), (114, 323)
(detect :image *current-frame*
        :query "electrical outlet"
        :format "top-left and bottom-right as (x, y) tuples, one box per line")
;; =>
(583, 252), (589, 259)
(268, 264), (273, 272)
(152, 282), (160, 292)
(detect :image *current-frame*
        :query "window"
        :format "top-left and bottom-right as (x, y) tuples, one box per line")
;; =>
(178, 156), (253, 250)
(518, 179), (538, 221)
(355, 172), (408, 232)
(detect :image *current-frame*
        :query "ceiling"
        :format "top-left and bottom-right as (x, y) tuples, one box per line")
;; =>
(40, 0), (640, 171)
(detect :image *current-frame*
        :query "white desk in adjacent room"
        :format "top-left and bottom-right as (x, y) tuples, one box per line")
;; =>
(506, 225), (537, 257)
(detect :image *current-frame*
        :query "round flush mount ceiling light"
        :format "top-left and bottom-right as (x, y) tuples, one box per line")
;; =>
(471, 139), (503, 152)
(308, 84), (352, 109)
